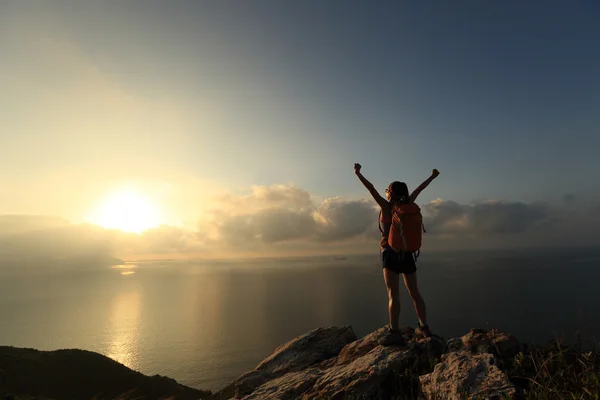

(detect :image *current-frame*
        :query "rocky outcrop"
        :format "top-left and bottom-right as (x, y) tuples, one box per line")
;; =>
(213, 327), (521, 400)
(219, 326), (447, 400)
(233, 326), (358, 398)
(417, 328), (521, 400)
(419, 352), (516, 400)
(457, 328), (522, 361)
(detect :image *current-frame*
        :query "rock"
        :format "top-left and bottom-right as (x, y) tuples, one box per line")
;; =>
(328, 326), (446, 369)
(460, 329), (521, 361)
(419, 352), (517, 400)
(413, 335), (448, 364)
(323, 326), (409, 368)
(233, 326), (357, 397)
(240, 368), (321, 400)
(236, 325), (447, 400)
(448, 337), (465, 352)
(488, 330), (521, 360)
(301, 345), (419, 400)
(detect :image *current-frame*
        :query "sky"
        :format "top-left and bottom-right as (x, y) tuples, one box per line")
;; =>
(1, 0), (599, 262)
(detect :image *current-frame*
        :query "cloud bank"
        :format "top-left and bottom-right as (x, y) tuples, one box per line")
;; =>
(1, 185), (599, 267)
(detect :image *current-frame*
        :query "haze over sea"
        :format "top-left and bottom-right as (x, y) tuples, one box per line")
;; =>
(1, 247), (599, 392)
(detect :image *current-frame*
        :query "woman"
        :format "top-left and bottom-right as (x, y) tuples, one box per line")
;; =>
(354, 163), (440, 345)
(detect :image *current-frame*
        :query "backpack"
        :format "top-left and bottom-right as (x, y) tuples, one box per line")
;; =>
(388, 202), (425, 255)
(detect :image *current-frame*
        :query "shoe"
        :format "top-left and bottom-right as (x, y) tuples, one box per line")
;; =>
(378, 327), (406, 346)
(415, 322), (433, 338)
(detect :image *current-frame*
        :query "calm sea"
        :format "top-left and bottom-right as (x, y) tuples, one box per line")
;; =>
(1, 247), (599, 391)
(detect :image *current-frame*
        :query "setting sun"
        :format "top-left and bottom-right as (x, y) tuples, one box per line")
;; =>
(87, 188), (162, 233)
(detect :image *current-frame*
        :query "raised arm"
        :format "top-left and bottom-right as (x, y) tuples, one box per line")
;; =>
(354, 163), (388, 209)
(409, 169), (440, 203)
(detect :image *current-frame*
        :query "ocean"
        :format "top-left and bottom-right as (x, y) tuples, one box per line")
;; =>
(1, 247), (599, 392)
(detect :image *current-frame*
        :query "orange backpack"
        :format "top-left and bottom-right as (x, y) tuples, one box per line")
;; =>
(388, 202), (425, 254)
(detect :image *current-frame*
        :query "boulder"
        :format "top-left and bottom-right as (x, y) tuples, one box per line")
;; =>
(419, 352), (517, 400)
(460, 328), (521, 361)
(235, 325), (447, 400)
(233, 326), (357, 397)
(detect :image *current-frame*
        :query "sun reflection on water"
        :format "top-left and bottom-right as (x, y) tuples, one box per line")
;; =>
(106, 284), (141, 370)
(111, 264), (138, 269)
(111, 264), (138, 275)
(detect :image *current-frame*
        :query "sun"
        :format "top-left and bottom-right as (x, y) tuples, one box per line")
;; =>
(87, 188), (162, 233)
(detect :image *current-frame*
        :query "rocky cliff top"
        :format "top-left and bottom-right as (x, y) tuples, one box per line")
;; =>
(214, 325), (521, 400)
(2, 325), (598, 400)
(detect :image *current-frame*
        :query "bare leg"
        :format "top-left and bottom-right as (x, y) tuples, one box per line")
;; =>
(402, 272), (427, 326)
(383, 268), (401, 331)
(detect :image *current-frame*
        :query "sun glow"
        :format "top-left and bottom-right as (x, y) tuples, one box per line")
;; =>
(87, 188), (162, 233)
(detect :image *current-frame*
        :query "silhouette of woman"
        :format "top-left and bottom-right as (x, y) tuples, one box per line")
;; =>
(354, 163), (440, 345)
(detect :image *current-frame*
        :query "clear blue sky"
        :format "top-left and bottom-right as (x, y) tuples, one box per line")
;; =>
(2, 0), (599, 210)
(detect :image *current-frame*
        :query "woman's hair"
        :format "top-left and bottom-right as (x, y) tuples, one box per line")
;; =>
(388, 181), (409, 203)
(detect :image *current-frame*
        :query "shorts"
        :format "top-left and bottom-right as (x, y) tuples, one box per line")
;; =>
(381, 247), (417, 275)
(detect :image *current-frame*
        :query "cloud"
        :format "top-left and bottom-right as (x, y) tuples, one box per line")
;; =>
(230, 209), (316, 244)
(110, 225), (205, 260)
(422, 199), (554, 235)
(0, 218), (206, 270)
(0, 219), (119, 272)
(215, 185), (313, 214)
(563, 193), (576, 204)
(203, 186), (377, 250)
(313, 198), (378, 242)
(0, 215), (70, 236)
(1, 186), (599, 265)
